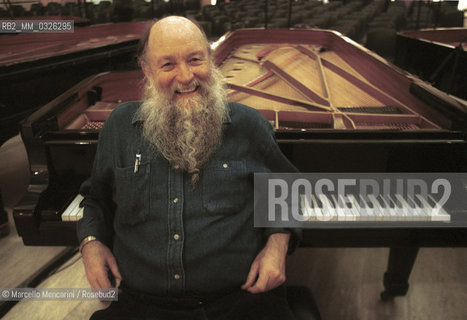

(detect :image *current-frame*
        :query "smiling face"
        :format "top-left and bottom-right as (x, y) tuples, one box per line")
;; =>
(142, 17), (211, 108)
(138, 17), (228, 183)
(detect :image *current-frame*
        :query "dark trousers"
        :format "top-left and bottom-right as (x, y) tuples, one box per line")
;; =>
(90, 285), (296, 320)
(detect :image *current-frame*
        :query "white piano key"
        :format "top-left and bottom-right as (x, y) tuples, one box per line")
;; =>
(309, 194), (319, 222)
(394, 194), (410, 220)
(318, 194), (335, 221)
(348, 194), (363, 221)
(395, 194), (420, 221)
(300, 194), (315, 221)
(75, 206), (84, 221)
(427, 195), (451, 222)
(344, 194), (359, 221)
(332, 194), (356, 221)
(358, 194), (375, 221)
(416, 194), (437, 221)
(385, 195), (403, 220)
(411, 194), (429, 220)
(378, 195), (399, 221)
(406, 195), (427, 221)
(414, 194), (449, 222)
(61, 194), (84, 221)
(311, 195), (324, 222)
(70, 201), (85, 221)
(352, 194), (366, 221)
(329, 194), (345, 221)
(61, 196), (78, 221)
(67, 204), (78, 221)
(343, 194), (360, 221)
(369, 195), (382, 221)
(366, 194), (384, 221)
(368, 194), (387, 221)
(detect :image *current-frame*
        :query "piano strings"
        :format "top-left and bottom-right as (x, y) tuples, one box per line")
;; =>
(220, 43), (441, 130)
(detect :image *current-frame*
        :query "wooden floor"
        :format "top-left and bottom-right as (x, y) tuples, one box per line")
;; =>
(1, 135), (467, 320)
(287, 247), (467, 320)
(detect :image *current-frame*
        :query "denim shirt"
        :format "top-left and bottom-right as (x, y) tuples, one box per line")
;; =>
(77, 101), (299, 295)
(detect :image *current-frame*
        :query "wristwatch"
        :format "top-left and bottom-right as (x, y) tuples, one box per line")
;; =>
(79, 235), (97, 254)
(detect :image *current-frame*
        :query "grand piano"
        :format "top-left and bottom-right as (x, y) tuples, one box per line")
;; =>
(13, 28), (467, 300)
(0, 19), (149, 145)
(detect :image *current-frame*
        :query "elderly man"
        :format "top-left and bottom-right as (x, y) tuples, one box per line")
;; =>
(78, 16), (299, 320)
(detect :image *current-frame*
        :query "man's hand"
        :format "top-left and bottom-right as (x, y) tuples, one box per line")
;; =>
(241, 233), (290, 294)
(81, 240), (122, 288)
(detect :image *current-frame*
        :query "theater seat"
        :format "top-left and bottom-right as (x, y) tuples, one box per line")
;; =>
(287, 286), (322, 320)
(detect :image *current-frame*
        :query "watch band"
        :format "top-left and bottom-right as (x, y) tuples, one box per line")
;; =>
(79, 235), (97, 254)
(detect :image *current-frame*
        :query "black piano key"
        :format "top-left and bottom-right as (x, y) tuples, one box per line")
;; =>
(299, 194), (314, 220)
(358, 194), (374, 221)
(406, 195), (426, 220)
(317, 194), (336, 221)
(311, 195), (324, 220)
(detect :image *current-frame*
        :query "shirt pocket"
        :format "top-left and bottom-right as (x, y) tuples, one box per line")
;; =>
(113, 162), (150, 225)
(202, 160), (249, 214)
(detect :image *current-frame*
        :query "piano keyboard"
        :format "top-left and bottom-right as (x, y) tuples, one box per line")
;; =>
(61, 194), (84, 221)
(62, 193), (451, 223)
(300, 193), (451, 222)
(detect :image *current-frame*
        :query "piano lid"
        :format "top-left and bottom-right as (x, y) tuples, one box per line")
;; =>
(397, 27), (467, 50)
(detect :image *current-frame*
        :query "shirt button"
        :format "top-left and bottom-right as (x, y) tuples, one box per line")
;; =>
(174, 274), (181, 280)
(173, 234), (180, 240)
(223, 163), (228, 168)
(173, 198), (179, 204)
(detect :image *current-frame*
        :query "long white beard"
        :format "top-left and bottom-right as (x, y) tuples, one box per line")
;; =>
(139, 63), (228, 183)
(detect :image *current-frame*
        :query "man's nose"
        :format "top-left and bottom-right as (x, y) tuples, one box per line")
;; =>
(176, 63), (194, 84)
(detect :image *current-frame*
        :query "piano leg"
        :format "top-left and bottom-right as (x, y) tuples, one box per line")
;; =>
(381, 247), (419, 301)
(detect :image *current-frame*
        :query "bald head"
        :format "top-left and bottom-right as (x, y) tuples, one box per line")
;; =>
(140, 16), (210, 67)
(139, 16), (214, 107)
(151, 16), (208, 45)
